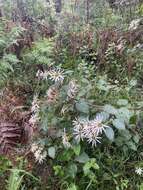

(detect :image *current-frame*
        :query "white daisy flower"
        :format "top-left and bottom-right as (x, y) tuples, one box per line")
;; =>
(135, 167), (143, 176)
(86, 135), (101, 147)
(48, 68), (64, 83)
(72, 114), (110, 147)
(73, 118), (88, 143)
(92, 114), (109, 135)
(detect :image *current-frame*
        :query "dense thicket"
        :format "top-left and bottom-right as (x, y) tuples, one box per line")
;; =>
(0, 0), (143, 190)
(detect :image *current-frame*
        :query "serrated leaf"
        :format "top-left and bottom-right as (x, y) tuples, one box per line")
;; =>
(113, 119), (125, 130)
(104, 127), (114, 141)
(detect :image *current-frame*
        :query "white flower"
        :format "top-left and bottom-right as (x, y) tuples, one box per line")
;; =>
(62, 129), (71, 149)
(135, 167), (143, 176)
(35, 150), (47, 164)
(61, 105), (69, 115)
(73, 118), (87, 143)
(31, 143), (39, 152)
(86, 135), (101, 147)
(29, 113), (40, 125)
(48, 68), (64, 83)
(31, 143), (47, 164)
(73, 114), (110, 147)
(92, 114), (109, 135)
(129, 19), (141, 30)
(36, 70), (43, 80)
(36, 70), (49, 80)
(29, 95), (40, 126)
(67, 80), (79, 99)
(31, 95), (39, 113)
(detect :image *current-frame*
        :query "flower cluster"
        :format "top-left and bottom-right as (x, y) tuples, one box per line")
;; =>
(31, 143), (47, 164)
(29, 95), (40, 127)
(36, 68), (64, 83)
(73, 114), (109, 147)
(62, 128), (72, 149)
(67, 80), (79, 99)
(135, 167), (143, 176)
(129, 19), (141, 30)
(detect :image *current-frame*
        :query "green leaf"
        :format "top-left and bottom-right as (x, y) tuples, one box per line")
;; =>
(104, 105), (117, 115)
(133, 134), (140, 144)
(67, 164), (77, 178)
(113, 119), (125, 130)
(4, 54), (19, 64)
(73, 144), (81, 156)
(117, 99), (128, 106)
(83, 158), (99, 176)
(99, 111), (110, 122)
(67, 184), (78, 190)
(116, 107), (132, 124)
(53, 165), (64, 177)
(75, 152), (90, 163)
(139, 183), (143, 190)
(48, 147), (56, 159)
(119, 130), (132, 140)
(127, 141), (137, 151)
(58, 150), (74, 161)
(104, 127), (114, 141)
(75, 100), (89, 114)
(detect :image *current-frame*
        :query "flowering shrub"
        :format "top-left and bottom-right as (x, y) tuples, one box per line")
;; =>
(24, 54), (143, 189)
